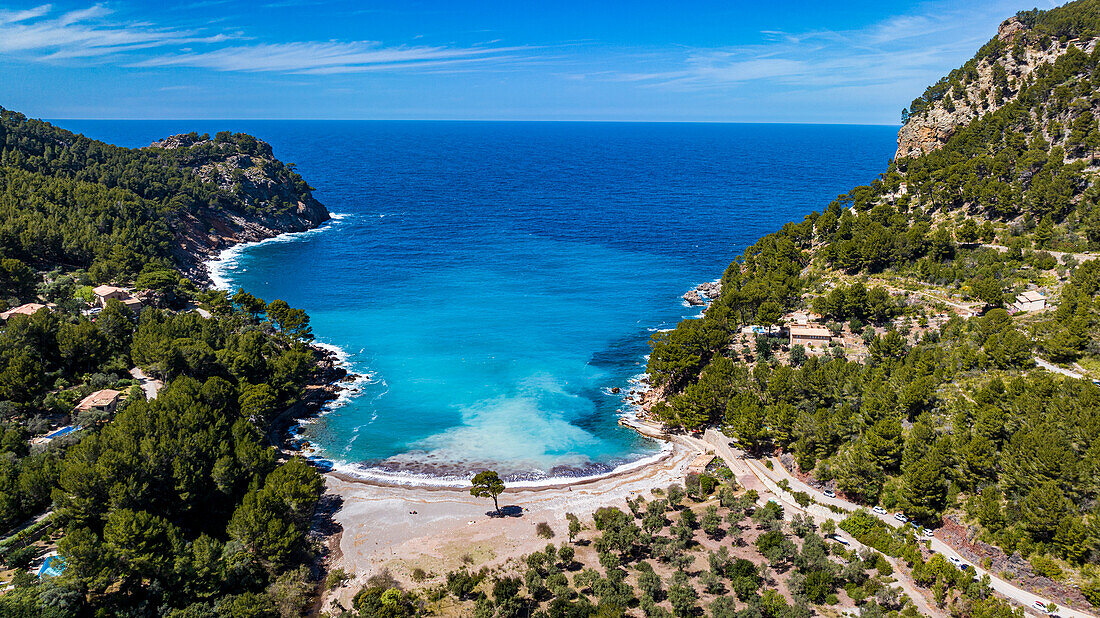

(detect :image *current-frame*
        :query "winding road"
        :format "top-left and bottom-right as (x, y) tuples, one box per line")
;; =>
(697, 430), (1094, 618)
(1033, 357), (1088, 381)
(684, 430), (943, 617)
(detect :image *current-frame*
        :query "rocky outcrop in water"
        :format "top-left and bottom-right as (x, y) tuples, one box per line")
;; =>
(683, 280), (722, 305)
(683, 290), (704, 306)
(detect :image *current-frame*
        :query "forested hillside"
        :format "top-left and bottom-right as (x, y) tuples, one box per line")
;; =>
(0, 107), (329, 287)
(0, 110), (337, 616)
(647, 0), (1100, 611)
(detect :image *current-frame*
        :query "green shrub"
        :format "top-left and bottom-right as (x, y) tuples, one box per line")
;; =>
(1029, 554), (1064, 580)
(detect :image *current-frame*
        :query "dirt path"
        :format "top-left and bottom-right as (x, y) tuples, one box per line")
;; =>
(981, 243), (1098, 264)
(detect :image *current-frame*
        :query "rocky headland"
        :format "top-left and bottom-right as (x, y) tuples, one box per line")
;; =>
(148, 132), (331, 283)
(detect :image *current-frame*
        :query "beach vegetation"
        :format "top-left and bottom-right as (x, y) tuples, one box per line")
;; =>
(326, 567), (351, 589)
(566, 512), (583, 543)
(470, 470), (506, 515)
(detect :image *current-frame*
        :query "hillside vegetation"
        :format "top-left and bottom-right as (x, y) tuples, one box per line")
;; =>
(0, 110), (334, 616)
(0, 107), (327, 289)
(648, 0), (1100, 612)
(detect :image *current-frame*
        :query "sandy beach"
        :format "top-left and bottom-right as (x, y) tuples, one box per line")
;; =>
(322, 424), (700, 610)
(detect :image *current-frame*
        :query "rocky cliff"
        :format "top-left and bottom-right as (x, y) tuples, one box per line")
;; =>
(896, 16), (1098, 160)
(147, 133), (331, 283)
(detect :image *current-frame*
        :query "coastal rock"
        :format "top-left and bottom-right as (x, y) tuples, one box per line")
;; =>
(696, 280), (722, 299)
(610, 387), (621, 394)
(147, 133), (331, 283)
(683, 290), (705, 306)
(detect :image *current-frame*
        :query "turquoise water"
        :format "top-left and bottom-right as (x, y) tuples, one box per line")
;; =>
(60, 121), (897, 483)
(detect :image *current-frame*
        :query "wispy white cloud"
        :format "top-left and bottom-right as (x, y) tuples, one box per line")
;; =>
(602, 0), (1055, 93)
(132, 41), (528, 74)
(0, 3), (230, 59)
(0, 3), (524, 75)
(0, 4), (52, 24)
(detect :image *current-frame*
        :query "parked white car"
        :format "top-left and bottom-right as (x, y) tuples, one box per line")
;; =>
(872, 506), (888, 515)
(823, 489), (836, 498)
(948, 555), (970, 570)
(893, 512), (908, 523)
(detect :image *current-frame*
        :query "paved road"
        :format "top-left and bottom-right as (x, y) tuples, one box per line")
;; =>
(693, 430), (944, 618)
(128, 367), (163, 400)
(1034, 357), (1088, 381)
(699, 431), (1092, 618)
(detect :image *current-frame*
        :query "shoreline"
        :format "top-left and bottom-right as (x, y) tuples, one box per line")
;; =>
(205, 212), (350, 291)
(322, 427), (701, 610)
(203, 218), (681, 492)
(323, 416), (675, 492)
(200, 194), (709, 613)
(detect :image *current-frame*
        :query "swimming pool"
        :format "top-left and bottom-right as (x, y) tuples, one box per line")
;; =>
(36, 555), (65, 578)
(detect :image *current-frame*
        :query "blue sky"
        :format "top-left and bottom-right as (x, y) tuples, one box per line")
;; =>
(0, 0), (1060, 122)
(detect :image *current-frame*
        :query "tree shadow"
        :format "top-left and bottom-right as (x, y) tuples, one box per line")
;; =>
(487, 505), (524, 518)
(313, 493), (344, 537)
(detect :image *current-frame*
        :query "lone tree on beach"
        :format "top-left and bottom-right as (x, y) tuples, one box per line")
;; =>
(470, 470), (506, 515)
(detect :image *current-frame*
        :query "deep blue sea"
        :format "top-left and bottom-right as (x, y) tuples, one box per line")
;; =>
(57, 120), (896, 484)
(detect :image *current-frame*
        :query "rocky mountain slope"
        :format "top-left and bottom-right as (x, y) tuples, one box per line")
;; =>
(645, 2), (1100, 612)
(898, 8), (1100, 162)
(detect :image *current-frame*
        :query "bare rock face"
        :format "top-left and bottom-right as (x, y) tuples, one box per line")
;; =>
(996, 17), (1027, 43)
(149, 133), (208, 150)
(895, 19), (1097, 160)
(696, 280), (722, 299)
(896, 107), (979, 160)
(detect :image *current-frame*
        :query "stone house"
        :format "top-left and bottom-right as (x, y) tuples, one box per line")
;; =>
(0, 303), (48, 321)
(75, 389), (122, 416)
(1011, 290), (1046, 313)
(789, 323), (833, 347)
(91, 285), (142, 312)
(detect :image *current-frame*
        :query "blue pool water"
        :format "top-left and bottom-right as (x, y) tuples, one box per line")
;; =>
(37, 555), (66, 578)
(58, 120), (897, 483)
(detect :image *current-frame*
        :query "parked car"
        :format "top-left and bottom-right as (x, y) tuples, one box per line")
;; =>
(894, 512), (908, 523)
(923, 528), (934, 537)
(948, 556), (971, 570)
(909, 521), (921, 531)
(1032, 601), (1048, 613)
(872, 506), (888, 515)
(828, 534), (850, 546)
(823, 489), (836, 498)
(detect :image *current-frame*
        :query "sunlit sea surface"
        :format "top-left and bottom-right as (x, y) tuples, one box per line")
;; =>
(60, 120), (896, 485)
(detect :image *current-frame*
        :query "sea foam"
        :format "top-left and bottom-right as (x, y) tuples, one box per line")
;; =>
(206, 213), (350, 291)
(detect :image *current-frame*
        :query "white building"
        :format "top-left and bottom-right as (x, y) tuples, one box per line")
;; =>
(1012, 290), (1046, 313)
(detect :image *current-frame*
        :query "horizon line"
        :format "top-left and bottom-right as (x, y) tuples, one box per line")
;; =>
(47, 117), (902, 127)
